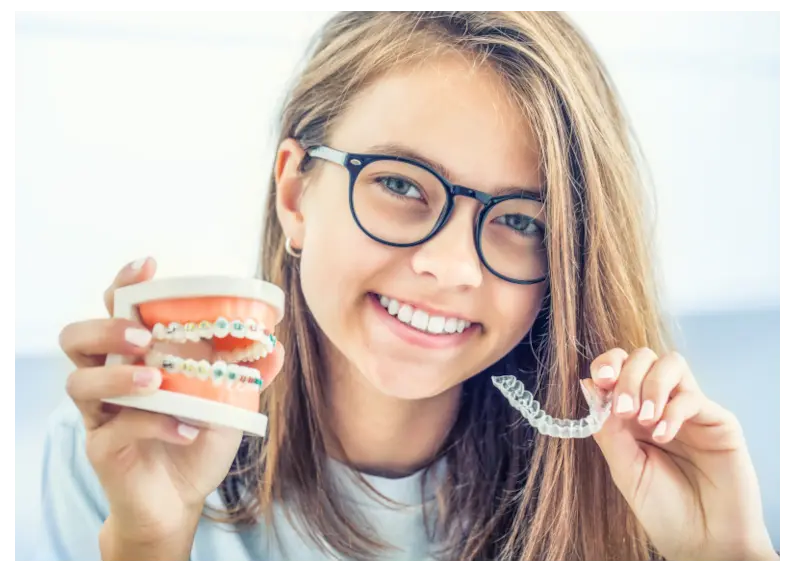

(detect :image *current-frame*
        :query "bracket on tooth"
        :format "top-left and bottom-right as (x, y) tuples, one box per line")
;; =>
(104, 275), (284, 437)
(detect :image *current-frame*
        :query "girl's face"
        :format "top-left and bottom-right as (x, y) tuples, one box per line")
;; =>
(277, 54), (546, 400)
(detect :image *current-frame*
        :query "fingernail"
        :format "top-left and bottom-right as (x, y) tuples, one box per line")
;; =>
(133, 368), (162, 389)
(596, 365), (615, 380)
(638, 400), (655, 421)
(177, 423), (200, 440)
(125, 328), (152, 347)
(129, 257), (148, 271)
(616, 393), (634, 413)
(653, 420), (667, 439)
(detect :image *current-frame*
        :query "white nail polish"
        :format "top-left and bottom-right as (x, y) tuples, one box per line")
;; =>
(596, 365), (615, 380)
(125, 328), (152, 347)
(177, 423), (200, 440)
(638, 400), (655, 421)
(130, 257), (148, 271)
(653, 421), (667, 439)
(616, 393), (634, 413)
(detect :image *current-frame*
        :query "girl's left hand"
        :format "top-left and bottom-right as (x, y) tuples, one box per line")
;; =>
(582, 348), (778, 561)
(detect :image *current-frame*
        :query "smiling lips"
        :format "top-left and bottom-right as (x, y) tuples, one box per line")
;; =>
(137, 296), (280, 411)
(375, 293), (474, 335)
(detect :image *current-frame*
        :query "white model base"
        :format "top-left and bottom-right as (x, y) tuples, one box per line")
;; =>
(104, 390), (268, 437)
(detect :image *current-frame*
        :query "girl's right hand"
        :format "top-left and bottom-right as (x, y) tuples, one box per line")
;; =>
(58, 258), (284, 559)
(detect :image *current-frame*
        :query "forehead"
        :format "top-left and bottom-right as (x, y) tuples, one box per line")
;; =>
(328, 53), (542, 193)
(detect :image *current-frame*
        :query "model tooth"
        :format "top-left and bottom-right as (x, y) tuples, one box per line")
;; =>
(214, 317), (230, 338)
(184, 359), (198, 377)
(229, 319), (245, 339)
(198, 320), (214, 339)
(244, 319), (259, 340)
(226, 364), (241, 386)
(152, 323), (167, 340)
(263, 334), (275, 353)
(197, 359), (211, 380)
(211, 360), (227, 386)
(184, 323), (200, 342)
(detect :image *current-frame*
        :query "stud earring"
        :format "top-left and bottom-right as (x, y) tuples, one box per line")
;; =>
(285, 236), (302, 258)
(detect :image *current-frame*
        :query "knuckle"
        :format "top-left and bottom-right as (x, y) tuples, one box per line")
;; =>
(65, 369), (81, 399)
(634, 346), (658, 361)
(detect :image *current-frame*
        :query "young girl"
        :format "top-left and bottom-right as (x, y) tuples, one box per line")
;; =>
(43, 12), (777, 560)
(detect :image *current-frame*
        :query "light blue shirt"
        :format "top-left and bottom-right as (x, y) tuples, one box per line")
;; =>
(36, 400), (442, 560)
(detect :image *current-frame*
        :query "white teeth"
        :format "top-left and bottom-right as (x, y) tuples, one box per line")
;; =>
(387, 299), (400, 316)
(214, 318), (230, 338)
(427, 316), (445, 334)
(244, 319), (259, 340)
(198, 320), (214, 339)
(184, 359), (198, 377)
(152, 323), (166, 340)
(211, 361), (227, 386)
(410, 310), (429, 330)
(230, 319), (246, 339)
(197, 359), (211, 380)
(184, 323), (200, 343)
(397, 304), (413, 323)
(226, 364), (241, 386)
(377, 294), (474, 336)
(167, 322), (186, 343)
(444, 317), (458, 334)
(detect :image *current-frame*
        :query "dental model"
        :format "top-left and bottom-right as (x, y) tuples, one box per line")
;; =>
(104, 276), (284, 437)
(491, 375), (613, 438)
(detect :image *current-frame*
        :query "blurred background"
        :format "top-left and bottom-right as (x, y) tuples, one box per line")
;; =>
(15, 12), (780, 559)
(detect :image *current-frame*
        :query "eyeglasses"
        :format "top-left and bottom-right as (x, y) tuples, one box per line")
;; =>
(302, 145), (548, 285)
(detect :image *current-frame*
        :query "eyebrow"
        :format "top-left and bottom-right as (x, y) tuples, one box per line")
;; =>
(364, 143), (544, 200)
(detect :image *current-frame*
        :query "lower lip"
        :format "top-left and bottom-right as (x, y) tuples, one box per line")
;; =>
(367, 294), (477, 350)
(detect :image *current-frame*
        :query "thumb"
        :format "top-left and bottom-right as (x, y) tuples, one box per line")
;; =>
(580, 378), (645, 497)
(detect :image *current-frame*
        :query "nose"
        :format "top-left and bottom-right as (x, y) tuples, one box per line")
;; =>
(410, 202), (483, 290)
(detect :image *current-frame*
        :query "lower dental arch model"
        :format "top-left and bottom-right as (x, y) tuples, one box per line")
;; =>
(104, 276), (285, 437)
(491, 375), (613, 438)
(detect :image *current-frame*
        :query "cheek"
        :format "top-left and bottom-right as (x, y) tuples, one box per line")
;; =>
(488, 282), (546, 347)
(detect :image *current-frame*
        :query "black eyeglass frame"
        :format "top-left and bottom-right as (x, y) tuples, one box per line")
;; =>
(303, 145), (548, 285)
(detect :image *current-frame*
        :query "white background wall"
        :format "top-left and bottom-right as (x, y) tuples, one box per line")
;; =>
(15, 12), (780, 354)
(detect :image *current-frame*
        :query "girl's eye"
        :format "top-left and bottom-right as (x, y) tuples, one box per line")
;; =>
(495, 213), (541, 236)
(378, 176), (423, 199)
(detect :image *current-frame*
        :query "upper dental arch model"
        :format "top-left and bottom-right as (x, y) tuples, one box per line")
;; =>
(104, 276), (285, 437)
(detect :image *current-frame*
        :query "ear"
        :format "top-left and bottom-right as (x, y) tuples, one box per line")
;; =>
(274, 138), (308, 249)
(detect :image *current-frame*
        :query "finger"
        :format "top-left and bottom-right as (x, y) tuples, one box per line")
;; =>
(581, 378), (645, 495)
(59, 318), (155, 368)
(636, 352), (687, 427)
(67, 365), (162, 430)
(589, 347), (629, 391)
(650, 391), (703, 444)
(103, 257), (157, 316)
(88, 407), (200, 465)
(250, 341), (285, 390)
(612, 347), (658, 418)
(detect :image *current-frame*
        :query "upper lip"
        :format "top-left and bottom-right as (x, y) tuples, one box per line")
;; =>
(373, 292), (478, 324)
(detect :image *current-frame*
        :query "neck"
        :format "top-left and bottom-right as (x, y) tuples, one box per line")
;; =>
(324, 349), (460, 478)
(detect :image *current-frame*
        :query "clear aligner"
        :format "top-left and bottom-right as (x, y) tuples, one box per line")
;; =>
(491, 375), (612, 438)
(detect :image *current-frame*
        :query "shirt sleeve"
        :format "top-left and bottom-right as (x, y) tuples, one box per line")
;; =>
(35, 399), (110, 560)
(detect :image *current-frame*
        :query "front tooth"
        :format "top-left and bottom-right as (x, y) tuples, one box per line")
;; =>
(152, 323), (167, 340)
(214, 317), (230, 338)
(379, 295), (389, 308)
(410, 310), (429, 331)
(184, 359), (198, 377)
(197, 360), (210, 380)
(184, 323), (200, 342)
(226, 364), (240, 386)
(211, 361), (227, 385)
(162, 356), (177, 373)
(230, 319), (245, 339)
(427, 315), (445, 334)
(245, 319), (259, 340)
(387, 299), (400, 316)
(456, 319), (466, 333)
(397, 304), (413, 323)
(444, 317), (458, 334)
(198, 320), (214, 339)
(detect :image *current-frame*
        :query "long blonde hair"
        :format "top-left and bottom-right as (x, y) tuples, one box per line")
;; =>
(217, 11), (670, 560)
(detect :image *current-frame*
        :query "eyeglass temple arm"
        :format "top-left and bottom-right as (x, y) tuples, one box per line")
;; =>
(307, 145), (348, 167)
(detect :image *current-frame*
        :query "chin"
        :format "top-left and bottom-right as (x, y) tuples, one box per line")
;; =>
(364, 358), (459, 401)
